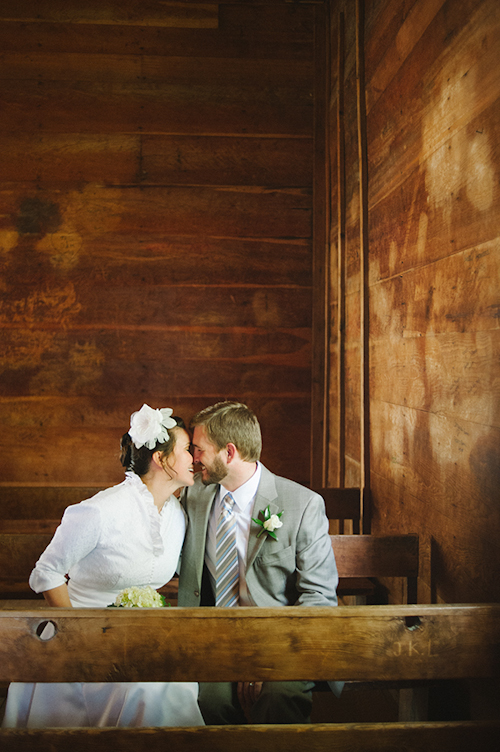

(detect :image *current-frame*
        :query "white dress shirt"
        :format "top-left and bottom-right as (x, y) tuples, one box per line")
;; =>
(205, 462), (262, 606)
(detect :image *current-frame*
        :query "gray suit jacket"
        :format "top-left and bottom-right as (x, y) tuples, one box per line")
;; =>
(178, 464), (343, 696)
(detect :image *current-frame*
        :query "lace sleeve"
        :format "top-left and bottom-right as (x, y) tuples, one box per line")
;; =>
(29, 501), (102, 594)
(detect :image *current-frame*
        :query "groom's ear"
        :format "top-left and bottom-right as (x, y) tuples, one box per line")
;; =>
(225, 443), (238, 463)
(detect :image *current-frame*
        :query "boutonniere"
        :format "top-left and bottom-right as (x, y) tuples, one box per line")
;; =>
(252, 505), (284, 540)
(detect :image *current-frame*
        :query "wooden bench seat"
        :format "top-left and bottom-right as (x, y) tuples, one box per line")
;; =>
(0, 531), (418, 606)
(0, 604), (498, 750)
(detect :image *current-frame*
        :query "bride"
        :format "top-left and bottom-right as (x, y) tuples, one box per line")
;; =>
(2, 404), (204, 728)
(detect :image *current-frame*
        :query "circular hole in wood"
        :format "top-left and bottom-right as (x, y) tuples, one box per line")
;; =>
(36, 620), (58, 641)
(404, 615), (422, 631)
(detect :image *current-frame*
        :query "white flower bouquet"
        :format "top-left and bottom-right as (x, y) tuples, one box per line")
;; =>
(109, 585), (168, 608)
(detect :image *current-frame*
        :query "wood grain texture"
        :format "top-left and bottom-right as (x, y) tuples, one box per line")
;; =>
(332, 534), (418, 578)
(0, 21), (313, 60)
(0, 519), (60, 533)
(0, 488), (101, 519)
(0, 530), (417, 598)
(325, 0), (500, 605)
(0, 0), (219, 28)
(0, 0), (316, 500)
(141, 135), (313, 187)
(1, 722), (499, 752)
(0, 604), (498, 682)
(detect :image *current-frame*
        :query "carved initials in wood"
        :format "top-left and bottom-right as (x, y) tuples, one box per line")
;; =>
(393, 640), (434, 656)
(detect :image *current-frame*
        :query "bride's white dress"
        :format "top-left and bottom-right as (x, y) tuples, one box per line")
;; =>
(2, 473), (204, 728)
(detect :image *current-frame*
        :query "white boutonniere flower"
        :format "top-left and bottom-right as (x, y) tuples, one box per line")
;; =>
(109, 585), (169, 608)
(252, 504), (284, 540)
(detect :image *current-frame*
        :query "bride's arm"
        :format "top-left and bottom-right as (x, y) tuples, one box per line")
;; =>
(43, 583), (72, 607)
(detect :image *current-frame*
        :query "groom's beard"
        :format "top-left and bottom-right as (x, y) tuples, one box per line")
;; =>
(201, 455), (228, 486)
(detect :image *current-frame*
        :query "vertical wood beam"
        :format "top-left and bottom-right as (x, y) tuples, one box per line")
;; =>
(356, 0), (371, 532)
(311, 1), (330, 487)
(337, 10), (346, 488)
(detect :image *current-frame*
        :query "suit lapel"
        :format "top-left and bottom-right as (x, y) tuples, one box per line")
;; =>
(189, 481), (217, 580)
(246, 465), (279, 570)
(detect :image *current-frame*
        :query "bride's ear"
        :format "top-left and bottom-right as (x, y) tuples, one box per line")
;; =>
(151, 450), (164, 469)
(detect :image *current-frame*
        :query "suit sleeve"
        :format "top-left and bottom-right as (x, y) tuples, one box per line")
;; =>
(294, 494), (338, 607)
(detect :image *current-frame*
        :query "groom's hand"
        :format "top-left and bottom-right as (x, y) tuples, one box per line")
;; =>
(237, 681), (263, 722)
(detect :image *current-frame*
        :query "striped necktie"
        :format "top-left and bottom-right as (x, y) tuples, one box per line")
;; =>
(215, 493), (239, 607)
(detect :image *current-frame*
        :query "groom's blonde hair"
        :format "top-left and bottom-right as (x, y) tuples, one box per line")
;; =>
(190, 401), (262, 462)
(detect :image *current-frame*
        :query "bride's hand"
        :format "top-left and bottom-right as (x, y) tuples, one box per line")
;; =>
(237, 681), (263, 722)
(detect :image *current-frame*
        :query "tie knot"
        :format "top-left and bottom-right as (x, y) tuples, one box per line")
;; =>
(222, 493), (234, 513)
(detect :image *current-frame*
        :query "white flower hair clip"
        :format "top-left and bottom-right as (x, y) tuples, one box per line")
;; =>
(129, 403), (177, 450)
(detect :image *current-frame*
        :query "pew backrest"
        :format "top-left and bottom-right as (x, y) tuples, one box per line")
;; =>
(0, 487), (102, 519)
(0, 603), (498, 683)
(313, 487), (361, 533)
(332, 533), (419, 604)
(0, 604), (498, 750)
(0, 531), (419, 603)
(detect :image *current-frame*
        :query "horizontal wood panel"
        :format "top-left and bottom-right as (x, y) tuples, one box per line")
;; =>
(0, 22), (313, 59)
(365, 0), (446, 115)
(371, 331), (500, 427)
(369, 171), (498, 283)
(370, 400), (500, 528)
(0, 134), (139, 184)
(367, 1), (500, 206)
(371, 472), (500, 604)
(0, 397), (312, 486)
(0, 355), (311, 400)
(0, 604), (498, 682)
(0, 533), (53, 576)
(1, 185), (312, 239)
(0, 488), (98, 519)
(0, 327), (311, 367)
(0, 133), (313, 188)
(0, 53), (313, 91)
(141, 135), (313, 187)
(0, 234), (311, 287)
(1, 285), (312, 329)
(1, 531), (417, 583)
(1, 722), (499, 752)
(0, 0), (316, 497)
(0, 81), (313, 136)
(370, 240), (499, 335)
(0, 0), (219, 27)
(332, 534), (419, 578)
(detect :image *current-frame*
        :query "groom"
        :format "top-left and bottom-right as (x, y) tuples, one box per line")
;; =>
(178, 401), (342, 724)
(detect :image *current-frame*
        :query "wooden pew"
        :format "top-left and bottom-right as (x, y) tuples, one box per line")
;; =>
(313, 487), (377, 603)
(0, 604), (498, 750)
(312, 487), (361, 534)
(0, 487), (102, 520)
(0, 520), (60, 534)
(0, 531), (418, 604)
(332, 533), (419, 604)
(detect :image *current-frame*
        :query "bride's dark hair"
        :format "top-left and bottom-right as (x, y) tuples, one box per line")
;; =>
(120, 416), (186, 477)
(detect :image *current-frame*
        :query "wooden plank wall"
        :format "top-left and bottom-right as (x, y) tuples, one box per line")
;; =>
(0, 0), (319, 504)
(323, 0), (500, 604)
